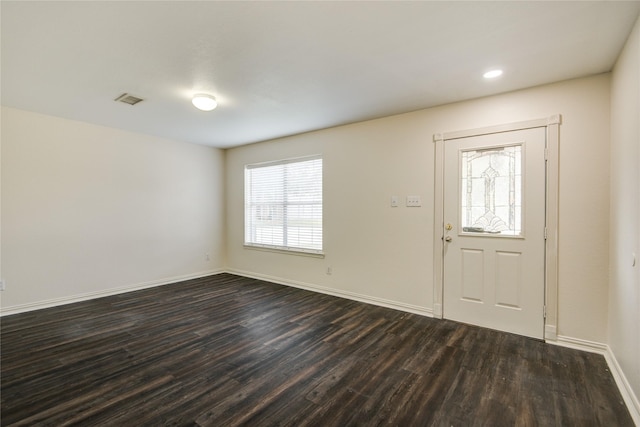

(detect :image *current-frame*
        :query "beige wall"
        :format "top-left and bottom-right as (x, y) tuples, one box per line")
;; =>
(0, 74), (615, 346)
(1, 58), (629, 398)
(1, 107), (226, 312)
(226, 74), (611, 342)
(609, 15), (640, 412)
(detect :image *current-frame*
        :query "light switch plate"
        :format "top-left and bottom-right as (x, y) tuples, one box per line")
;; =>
(407, 195), (421, 207)
(391, 196), (399, 207)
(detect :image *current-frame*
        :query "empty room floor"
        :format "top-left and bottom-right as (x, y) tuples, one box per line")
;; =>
(1, 273), (633, 426)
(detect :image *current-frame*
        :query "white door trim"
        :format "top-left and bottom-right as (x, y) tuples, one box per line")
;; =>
(433, 115), (561, 342)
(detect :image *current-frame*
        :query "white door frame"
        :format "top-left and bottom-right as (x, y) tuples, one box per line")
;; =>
(433, 115), (561, 341)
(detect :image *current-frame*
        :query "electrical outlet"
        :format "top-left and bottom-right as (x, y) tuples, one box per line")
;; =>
(391, 196), (399, 207)
(0, 280), (5, 291)
(205, 253), (211, 262)
(406, 195), (422, 207)
(326, 267), (332, 275)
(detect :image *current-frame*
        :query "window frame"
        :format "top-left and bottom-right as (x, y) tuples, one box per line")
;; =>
(244, 155), (324, 257)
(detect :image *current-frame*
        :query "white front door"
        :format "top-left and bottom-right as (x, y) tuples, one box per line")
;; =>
(443, 127), (546, 339)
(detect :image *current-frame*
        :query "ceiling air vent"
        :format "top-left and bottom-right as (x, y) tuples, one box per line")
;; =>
(114, 93), (144, 106)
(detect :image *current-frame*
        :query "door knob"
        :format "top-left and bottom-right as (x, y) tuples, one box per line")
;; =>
(445, 236), (452, 242)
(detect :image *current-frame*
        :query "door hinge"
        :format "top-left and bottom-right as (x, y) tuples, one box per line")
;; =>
(544, 148), (549, 161)
(544, 227), (548, 240)
(543, 305), (547, 319)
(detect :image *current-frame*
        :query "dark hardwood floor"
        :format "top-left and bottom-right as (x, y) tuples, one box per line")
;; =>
(1, 273), (633, 426)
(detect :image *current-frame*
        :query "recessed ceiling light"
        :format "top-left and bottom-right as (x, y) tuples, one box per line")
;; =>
(483, 69), (503, 79)
(192, 94), (217, 111)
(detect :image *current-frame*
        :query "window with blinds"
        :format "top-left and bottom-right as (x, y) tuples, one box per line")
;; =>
(244, 155), (323, 254)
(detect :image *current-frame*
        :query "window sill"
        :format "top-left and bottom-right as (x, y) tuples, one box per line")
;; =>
(243, 244), (325, 258)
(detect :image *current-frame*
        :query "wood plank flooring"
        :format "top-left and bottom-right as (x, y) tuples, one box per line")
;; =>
(1, 273), (633, 426)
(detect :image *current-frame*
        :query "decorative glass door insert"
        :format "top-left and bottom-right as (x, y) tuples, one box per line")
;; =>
(460, 144), (522, 236)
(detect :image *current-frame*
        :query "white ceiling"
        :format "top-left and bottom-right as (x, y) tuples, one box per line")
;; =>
(2, 1), (639, 148)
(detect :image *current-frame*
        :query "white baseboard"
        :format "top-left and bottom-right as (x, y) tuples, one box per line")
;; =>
(552, 334), (609, 354)
(0, 269), (224, 316)
(226, 268), (433, 317)
(552, 335), (640, 425)
(0, 268), (432, 318)
(603, 346), (640, 426)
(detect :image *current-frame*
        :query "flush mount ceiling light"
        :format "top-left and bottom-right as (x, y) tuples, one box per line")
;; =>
(483, 69), (504, 79)
(192, 94), (217, 111)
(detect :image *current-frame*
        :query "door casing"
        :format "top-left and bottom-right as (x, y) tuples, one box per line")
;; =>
(433, 115), (561, 341)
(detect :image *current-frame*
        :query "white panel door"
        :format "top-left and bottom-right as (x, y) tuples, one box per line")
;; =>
(443, 127), (546, 339)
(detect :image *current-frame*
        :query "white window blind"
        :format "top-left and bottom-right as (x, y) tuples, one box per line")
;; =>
(245, 155), (323, 254)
